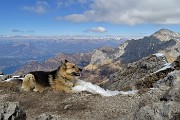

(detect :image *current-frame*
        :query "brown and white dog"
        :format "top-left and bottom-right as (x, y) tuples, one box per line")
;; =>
(21, 60), (82, 93)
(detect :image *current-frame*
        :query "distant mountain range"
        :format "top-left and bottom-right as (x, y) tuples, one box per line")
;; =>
(0, 37), (125, 74)
(14, 52), (92, 75)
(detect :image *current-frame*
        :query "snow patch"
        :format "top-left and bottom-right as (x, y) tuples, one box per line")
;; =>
(5, 78), (24, 82)
(153, 53), (164, 57)
(155, 63), (172, 73)
(72, 79), (138, 96)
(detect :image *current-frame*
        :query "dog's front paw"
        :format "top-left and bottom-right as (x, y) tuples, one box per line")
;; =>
(65, 81), (74, 88)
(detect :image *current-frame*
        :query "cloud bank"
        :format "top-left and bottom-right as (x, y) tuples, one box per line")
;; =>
(58, 0), (180, 25)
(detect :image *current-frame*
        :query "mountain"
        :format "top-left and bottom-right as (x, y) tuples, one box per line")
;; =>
(14, 52), (92, 75)
(79, 29), (180, 86)
(85, 29), (180, 70)
(152, 28), (180, 41)
(0, 38), (124, 74)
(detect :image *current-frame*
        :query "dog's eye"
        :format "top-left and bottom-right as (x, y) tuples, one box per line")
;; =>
(72, 66), (75, 68)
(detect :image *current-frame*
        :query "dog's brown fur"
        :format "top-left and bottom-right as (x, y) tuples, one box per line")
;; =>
(21, 60), (82, 93)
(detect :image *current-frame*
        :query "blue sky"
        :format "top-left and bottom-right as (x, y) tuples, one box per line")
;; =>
(0, 0), (180, 37)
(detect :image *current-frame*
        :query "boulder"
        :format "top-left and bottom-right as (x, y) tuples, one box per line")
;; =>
(134, 68), (180, 120)
(0, 102), (26, 120)
(134, 101), (180, 120)
(159, 70), (180, 102)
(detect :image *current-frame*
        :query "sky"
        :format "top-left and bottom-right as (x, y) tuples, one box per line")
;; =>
(0, 0), (180, 37)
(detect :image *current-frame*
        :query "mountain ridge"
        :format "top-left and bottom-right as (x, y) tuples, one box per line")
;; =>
(85, 29), (180, 70)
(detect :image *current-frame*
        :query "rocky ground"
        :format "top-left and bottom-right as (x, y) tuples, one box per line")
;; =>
(0, 80), (169, 120)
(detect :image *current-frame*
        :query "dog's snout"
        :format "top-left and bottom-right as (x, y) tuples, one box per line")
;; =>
(79, 68), (82, 72)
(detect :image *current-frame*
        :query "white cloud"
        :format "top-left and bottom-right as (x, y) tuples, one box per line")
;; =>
(22, 1), (49, 14)
(56, 0), (90, 8)
(90, 27), (107, 33)
(84, 26), (107, 33)
(58, 0), (180, 25)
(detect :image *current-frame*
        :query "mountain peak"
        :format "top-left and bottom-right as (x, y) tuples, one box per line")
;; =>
(156, 28), (174, 33)
(152, 28), (180, 41)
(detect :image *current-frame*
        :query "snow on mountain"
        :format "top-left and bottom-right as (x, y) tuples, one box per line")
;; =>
(152, 28), (180, 41)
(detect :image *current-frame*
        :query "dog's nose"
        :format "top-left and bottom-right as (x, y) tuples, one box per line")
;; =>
(79, 68), (82, 72)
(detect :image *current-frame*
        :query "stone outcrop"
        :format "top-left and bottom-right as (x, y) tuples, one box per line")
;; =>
(0, 102), (26, 120)
(134, 69), (180, 120)
(134, 101), (180, 120)
(133, 55), (180, 120)
(85, 46), (115, 70)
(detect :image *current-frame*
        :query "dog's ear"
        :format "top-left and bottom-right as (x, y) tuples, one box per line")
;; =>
(64, 60), (68, 63)
(60, 60), (67, 69)
(61, 60), (68, 65)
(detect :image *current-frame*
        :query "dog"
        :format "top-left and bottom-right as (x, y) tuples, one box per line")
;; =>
(21, 60), (82, 93)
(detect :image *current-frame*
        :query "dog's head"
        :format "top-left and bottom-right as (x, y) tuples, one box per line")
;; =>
(59, 60), (82, 80)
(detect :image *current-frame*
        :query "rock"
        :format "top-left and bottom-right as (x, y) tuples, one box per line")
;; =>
(159, 70), (180, 102)
(0, 71), (4, 75)
(134, 101), (180, 120)
(86, 47), (114, 69)
(173, 55), (180, 70)
(160, 42), (180, 63)
(0, 102), (26, 120)
(34, 113), (56, 120)
(134, 62), (180, 120)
